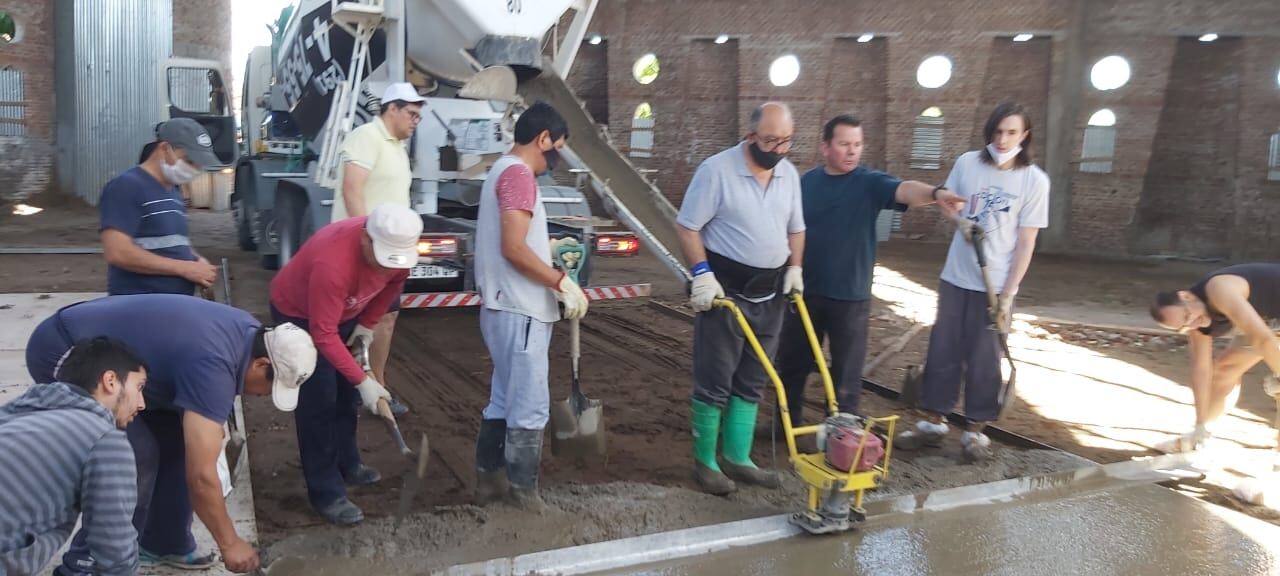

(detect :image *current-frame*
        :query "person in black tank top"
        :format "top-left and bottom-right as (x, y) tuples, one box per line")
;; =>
(1149, 263), (1280, 455)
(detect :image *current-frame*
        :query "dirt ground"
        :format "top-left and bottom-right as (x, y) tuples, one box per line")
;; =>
(2, 197), (1277, 570)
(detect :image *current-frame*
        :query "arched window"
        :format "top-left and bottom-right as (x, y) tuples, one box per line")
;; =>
(629, 103), (654, 158)
(910, 107), (944, 169)
(1080, 109), (1117, 173)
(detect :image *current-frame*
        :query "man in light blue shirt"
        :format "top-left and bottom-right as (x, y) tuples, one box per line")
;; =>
(675, 102), (805, 495)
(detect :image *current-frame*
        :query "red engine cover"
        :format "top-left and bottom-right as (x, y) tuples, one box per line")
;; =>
(825, 426), (885, 472)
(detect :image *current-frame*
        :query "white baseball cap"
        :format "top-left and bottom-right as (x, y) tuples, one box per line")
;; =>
(367, 204), (423, 269)
(264, 323), (317, 412)
(382, 82), (426, 105)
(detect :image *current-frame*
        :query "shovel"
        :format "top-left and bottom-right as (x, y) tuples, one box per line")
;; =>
(966, 219), (1019, 420)
(549, 317), (607, 459)
(352, 339), (414, 459)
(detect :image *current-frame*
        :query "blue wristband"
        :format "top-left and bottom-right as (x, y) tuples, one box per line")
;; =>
(690, 261), (712, 277)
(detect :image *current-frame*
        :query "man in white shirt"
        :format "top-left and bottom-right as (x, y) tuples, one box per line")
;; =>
(895, 101), (1050, 463)
(471, 102), (589, 513)
(335, 82), (425, 416)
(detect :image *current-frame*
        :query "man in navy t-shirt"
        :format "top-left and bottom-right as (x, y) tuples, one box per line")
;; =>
(774, 115), (963, 424)
(25, 294), (317, 575)
(99, 118), (221, 296)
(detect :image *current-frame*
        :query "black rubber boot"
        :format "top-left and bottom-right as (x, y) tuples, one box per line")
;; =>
(505, 428), (549, 514)
(475, 419), (509, 506)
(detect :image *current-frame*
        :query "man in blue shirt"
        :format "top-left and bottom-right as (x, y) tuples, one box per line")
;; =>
(25, 295), (317, 575)
(775, 115), (963, 426)
(100, 118), (220, 296)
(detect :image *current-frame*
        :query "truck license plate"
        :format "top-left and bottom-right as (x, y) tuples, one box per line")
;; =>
(409, 265), (459, 279)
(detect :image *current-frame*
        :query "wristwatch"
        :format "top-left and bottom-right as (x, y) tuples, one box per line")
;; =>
(931, 185), (947, 200)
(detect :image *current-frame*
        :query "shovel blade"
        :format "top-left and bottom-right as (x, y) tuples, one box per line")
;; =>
(549, 396), (607, 460)
(900, 364), (923, 408)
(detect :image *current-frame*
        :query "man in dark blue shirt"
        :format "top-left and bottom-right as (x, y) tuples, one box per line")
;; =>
(25, 294), (317, 575)
(100, 118), (221, 296)
(775, 115), (963, 425)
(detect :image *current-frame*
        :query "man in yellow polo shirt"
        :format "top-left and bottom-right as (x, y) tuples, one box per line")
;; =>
(334, 82), (425, 415)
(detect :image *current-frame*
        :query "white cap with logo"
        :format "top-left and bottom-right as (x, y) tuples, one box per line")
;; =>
(382, 82), (426, 105)
(367, 204), (423, 269)
(264, 323), (318, 412)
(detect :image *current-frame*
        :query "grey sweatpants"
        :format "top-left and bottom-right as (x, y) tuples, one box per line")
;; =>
(692, 294), (787, 408)
(480, 307), (553, 430)
(919, 280), (1004, 423)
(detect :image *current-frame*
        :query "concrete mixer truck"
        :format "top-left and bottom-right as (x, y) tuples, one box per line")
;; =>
(232, 0), (689, 307)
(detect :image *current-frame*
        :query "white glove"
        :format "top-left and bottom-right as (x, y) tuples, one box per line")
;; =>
(955, 217), (979, 243)
(555, 273), (589, 320)
(356, 376), (392, 415)
(346, 325), (375, 350)
(1264, 373), (1280, 398)
(995, 293), (1015, 334)
(689, 272), (724, 313)
(783, 266), (804, 295)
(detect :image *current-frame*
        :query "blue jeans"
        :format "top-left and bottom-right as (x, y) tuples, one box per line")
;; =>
(271, 304), (362, 508)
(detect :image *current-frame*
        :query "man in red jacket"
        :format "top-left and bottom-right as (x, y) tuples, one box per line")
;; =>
(269, 203), (422, 525)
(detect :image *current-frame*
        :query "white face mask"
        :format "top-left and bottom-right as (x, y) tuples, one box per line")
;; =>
(986, 143), (1022, 166)
(161, 150), (202, 185)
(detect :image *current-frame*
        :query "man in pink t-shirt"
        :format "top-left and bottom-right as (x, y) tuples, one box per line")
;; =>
(269, 204), (422, 526)
(472, 102), (588, 513)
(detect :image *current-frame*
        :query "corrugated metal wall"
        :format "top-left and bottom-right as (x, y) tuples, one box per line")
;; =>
(55, 0), (172, 205)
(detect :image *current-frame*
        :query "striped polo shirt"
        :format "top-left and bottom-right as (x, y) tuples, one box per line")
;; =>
(98, 166), (198, 295)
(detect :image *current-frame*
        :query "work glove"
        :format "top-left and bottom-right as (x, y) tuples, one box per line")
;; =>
(346, 324), (375, 350)
(1264, 373), (1280, 399)
(689, 272), (724, 313)
(346, 325), (376, 371)
(555, 273), (589, 320)
(356, 376), (392, 415)
(954, 217), (979, 243)
(995, 293), (1015, 334)
(782, 266), (804, 295)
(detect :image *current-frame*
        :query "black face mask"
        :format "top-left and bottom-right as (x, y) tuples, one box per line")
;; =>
(748, 141), (785, 170)
(541, 148), (561, 175)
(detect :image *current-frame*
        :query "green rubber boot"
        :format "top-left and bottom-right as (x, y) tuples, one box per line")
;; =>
(720, 396), (780, 488)
(692, 399), (736, 495)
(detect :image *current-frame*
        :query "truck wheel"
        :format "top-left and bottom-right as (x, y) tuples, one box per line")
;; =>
(235, 197), (257, 251)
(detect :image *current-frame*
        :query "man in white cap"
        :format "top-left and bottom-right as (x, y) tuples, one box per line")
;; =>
(332, 82), (427, 417)
(269, 203), (423, 525)
(99, 118), (222, 296)
(25, 294), (317, 574)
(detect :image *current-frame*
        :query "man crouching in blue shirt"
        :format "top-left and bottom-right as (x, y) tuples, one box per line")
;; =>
(99, 118), (221, 296)
(775, 115), (964, 427)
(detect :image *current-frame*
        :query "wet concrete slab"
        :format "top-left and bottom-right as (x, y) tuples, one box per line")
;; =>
(610, 484), (1280, 576)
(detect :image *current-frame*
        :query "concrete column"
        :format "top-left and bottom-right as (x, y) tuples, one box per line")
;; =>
(1041, 0), (1088, 252)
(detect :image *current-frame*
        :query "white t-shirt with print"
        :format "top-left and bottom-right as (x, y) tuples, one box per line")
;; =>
(939, 150), (1050, 293)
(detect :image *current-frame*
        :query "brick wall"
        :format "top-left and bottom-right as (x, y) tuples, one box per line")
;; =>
(1130, 37), (1243, 258)
(574, 0), (1280, 259)
(0, 0), (55, 201)
(173, 0), (232, 79)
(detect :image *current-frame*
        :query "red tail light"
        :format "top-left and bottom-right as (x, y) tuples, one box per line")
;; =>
(594, 234), (640, 257)
(417, 234), (459, 258)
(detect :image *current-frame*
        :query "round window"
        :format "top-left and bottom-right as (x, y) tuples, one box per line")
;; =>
(916, 56), (953, 89)
(1090, 56), (1131, 91)
(0, 12), (15, 44)
(769, 55), (801, 87)
(632, 54), (660, 85)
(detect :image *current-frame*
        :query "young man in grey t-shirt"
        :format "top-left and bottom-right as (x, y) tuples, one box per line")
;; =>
(895, 101), (1050, 462)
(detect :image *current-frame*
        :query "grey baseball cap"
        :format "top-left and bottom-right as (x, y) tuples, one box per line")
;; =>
(156, 118), (221, 169)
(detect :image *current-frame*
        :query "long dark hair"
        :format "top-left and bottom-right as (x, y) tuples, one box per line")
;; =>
(979, 101), (1034, 168)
